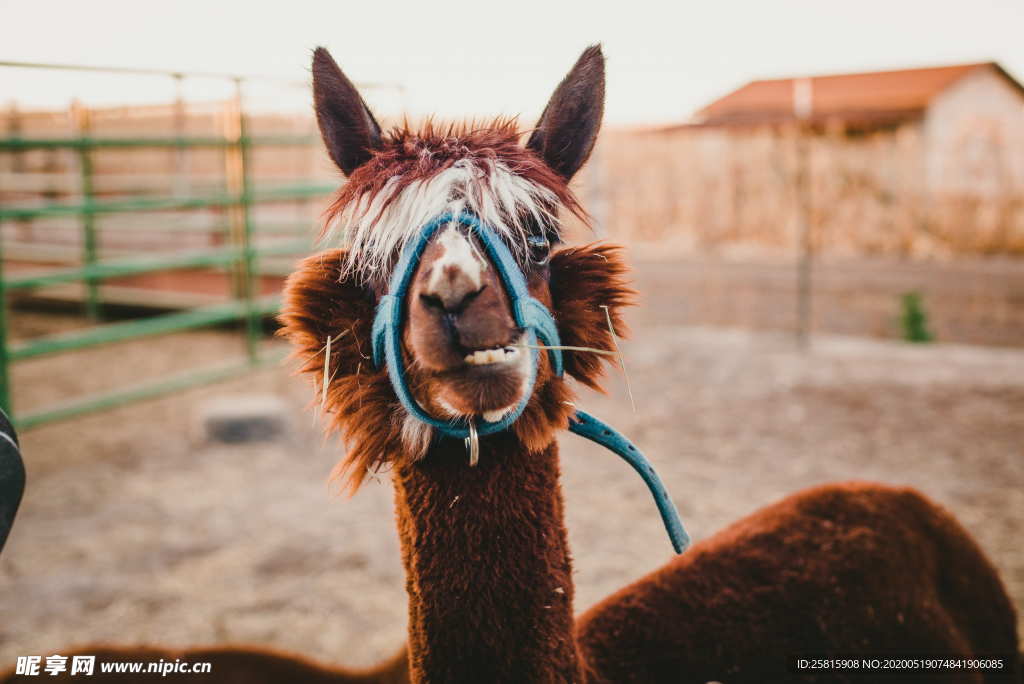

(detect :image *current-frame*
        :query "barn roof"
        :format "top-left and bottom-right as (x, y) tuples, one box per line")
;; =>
(687, 62), (1024, 131)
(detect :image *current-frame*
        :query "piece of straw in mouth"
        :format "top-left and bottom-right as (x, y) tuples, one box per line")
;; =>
(514, 343), (618, 356)
(600, 304), (637, 413)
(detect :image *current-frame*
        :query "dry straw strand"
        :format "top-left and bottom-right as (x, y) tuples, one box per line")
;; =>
(514, 343), (618, 356)
(318, 330), (350, 414)
(600, 304), (636, 413)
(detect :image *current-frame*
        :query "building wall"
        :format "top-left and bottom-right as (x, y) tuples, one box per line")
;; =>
(923, 66), (1024, 195)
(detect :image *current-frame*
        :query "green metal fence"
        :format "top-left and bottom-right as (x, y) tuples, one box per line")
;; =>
(0, 61), (347, 429)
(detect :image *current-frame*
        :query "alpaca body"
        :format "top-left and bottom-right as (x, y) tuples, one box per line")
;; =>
(577, 481), (1018, 683)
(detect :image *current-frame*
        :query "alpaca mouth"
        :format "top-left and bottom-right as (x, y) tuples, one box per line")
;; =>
(457, 332), (529, 372)
(462, 344), (523, 366)
(430, 332), (531, 416)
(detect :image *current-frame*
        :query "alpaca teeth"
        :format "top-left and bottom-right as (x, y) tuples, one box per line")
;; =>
(464, 347), (519, 365)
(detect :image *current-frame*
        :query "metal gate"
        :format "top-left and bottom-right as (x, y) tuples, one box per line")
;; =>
(0, 60), (379, 429)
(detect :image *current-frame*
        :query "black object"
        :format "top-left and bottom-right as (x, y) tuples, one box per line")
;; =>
(0, 408), (24, 555)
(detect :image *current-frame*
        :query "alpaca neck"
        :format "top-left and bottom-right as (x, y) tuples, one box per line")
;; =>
(392, 432), (580, 683)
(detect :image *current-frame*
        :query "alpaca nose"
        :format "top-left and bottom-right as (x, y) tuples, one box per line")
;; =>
(421, 264), (485, 313)
(421, 227), (487, 313)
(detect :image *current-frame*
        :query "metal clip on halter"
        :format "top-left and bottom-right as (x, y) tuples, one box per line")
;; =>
(371, 211), (690, 554)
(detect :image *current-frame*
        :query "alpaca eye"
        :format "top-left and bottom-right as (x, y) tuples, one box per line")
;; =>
(527, 234), (551, 266)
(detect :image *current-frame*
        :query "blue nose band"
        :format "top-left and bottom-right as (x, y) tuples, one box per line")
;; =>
(371, 211), (690, 554)
(372, 212), (562, 437)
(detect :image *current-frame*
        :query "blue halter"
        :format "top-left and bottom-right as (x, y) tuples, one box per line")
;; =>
(370, 212), (690, 554)
(372, 212), (561, 437)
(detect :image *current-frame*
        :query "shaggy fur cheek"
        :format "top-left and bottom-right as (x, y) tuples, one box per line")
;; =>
(548, 243), (637, 391)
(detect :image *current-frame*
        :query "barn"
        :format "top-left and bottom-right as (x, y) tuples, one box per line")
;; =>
(597, 62), (1024, 257)
(691, 62), (1024, 196)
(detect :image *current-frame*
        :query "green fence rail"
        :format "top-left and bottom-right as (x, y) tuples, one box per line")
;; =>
(0, 135), (317, 150)
(0, 62), (341, 429)
(0, 182), (333, 221)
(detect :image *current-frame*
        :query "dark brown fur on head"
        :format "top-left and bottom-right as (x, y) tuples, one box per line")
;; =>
(277, 240), (633, 492)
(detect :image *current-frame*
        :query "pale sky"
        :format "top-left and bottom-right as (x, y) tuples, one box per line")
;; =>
(2, 0), (1023, 124)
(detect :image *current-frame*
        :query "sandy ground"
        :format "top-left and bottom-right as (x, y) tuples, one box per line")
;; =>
(1, 311), (1022, 669)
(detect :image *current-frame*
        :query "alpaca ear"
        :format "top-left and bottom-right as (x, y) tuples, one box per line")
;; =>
(527, 45), (605, 181)
(312, 47), (382, 176)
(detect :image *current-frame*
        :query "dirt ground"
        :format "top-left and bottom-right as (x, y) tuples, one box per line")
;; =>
(1, 303), (1022, 669)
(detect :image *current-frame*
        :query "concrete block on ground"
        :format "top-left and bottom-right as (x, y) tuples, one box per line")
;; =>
(198, 395), (289, 444)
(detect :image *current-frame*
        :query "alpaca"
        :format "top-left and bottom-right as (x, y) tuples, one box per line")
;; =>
(275, 45), (1019, 682)
(285, 45), (1020, 683)
(5, 46), (1018, 684)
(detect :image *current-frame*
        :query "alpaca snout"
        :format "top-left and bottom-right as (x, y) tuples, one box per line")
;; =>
(405, 285), (522, 372)
(405, 225), (520, 372)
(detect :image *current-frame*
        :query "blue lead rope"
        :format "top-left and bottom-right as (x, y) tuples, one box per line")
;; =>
(371, 211), (690, 554)
(569, 411), (690, 553)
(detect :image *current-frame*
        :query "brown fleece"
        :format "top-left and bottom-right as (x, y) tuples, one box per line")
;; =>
(576, 481), (1020, 684)
(392, 437), (579, 683)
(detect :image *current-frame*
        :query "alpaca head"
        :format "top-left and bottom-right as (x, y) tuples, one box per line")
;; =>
(280, 46), (634, 488)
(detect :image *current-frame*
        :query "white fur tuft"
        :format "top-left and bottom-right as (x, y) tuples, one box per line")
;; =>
(325, 158), (560, 283)
(400, 412), (434, 461)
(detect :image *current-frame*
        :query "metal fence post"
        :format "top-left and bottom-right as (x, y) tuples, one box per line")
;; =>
(7, 103), (32, 245)
(72, 100), (101, 320)
(794, 125), (813, 349)
(232, 79), (259, 363)
(172, 74), (190, 200)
